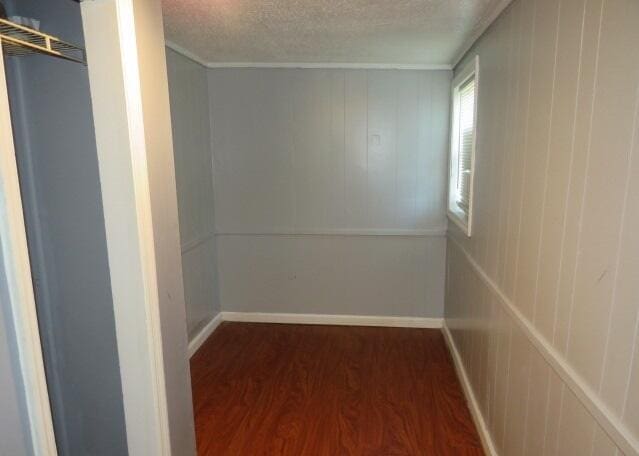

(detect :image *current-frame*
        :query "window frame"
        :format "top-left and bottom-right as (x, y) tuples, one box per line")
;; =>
(448, 55), (479, 237)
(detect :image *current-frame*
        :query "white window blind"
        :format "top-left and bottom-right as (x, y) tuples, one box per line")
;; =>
(448, 55), (478, 236)
(456, 77), (475, 213)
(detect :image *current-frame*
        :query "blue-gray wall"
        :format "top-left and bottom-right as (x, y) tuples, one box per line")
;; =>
(4, 0), (127, 454)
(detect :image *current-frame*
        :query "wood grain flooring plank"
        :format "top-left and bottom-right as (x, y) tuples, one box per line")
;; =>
(190, 323), (483, 455)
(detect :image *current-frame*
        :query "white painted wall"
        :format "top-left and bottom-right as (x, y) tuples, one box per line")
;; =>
(446, 0), (639, 454)
(166, 48), (220, 339)
(209, 68), (451, 317)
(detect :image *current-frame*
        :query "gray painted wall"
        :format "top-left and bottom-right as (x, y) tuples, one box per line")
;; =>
(4, 0), (127, 454)
(209, 68), (451, 317)
(166, 48), (220, 338)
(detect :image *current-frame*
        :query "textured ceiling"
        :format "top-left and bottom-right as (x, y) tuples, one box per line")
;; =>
(162, 0), (505, 66)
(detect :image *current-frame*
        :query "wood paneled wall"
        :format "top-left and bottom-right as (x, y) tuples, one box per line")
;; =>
(208, 69), (451, 317)
(167, 48), (220, 337)
(446, 0), (639, 454)
(209, 69), (450, 234)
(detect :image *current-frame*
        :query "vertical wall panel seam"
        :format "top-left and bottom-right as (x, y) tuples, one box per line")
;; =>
(550, 0), (589, 349)
(414, 75), (421, 227)
(597, 83), (639, 393)
(618, 86), (639, 419)
(394, 75), (399, 227)
(498, 323), (514, 451)
(487, 10), (520, 446)
(499, 0), (523, 286)
(290, 72), (297, 230)
(530, 0), (561, 325)
(494, 9), (516, 287)
(510, 0), (536, 303)
(551, 384), (567, 454)
(342, 71), (347, 225)
(489, 299), (503, 439)
(539, 368), (555, 454)
(563, 0), (606, 361)
(483, 26), (501, 272)
(365, 71), (370, 226)
(622, 312), (639, 417)
(427, 77), (434, 231)
(493, 2), (522, 426)
(522, 1), (563, 448)
(501, 0), (537, 446)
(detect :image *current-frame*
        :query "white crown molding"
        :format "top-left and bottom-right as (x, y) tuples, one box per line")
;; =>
(164, 41), (452, 70)
(165, 40), (209, 67)
(447, 235), (639, 456)
(205, 62), (452, 70)
(452, 0), (514, 68)
(442, 324), (498, 456)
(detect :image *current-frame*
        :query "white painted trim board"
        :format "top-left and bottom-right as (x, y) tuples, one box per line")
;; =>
(188, 312), (443, 358)
(82, 1), (176, 454)
(214, 228), (448, 237)
(165, 40), (209, 67)
(187, 313), (223, 357)
(447, 235), (639, 456)
(221, 312), (443, 328)
(181, 228), (448, 255)
(204, 62), (452, 70)
(442, 324), (499, 456)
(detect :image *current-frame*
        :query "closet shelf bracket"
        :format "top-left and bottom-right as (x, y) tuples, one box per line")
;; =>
(0, 18), (86, 65)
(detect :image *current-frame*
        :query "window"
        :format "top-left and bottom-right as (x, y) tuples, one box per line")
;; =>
(448, 56), (479, 236)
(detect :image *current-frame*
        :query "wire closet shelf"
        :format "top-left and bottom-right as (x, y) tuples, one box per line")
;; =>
(0, 17), (86, 65)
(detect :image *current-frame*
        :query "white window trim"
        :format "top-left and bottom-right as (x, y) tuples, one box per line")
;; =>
(448, 55), (479, 237)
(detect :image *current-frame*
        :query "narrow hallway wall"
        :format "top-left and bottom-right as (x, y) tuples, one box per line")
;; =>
(445, 0), (639, 454)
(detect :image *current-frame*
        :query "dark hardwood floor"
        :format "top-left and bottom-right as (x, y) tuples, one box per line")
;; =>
(190, 322), (483, 455)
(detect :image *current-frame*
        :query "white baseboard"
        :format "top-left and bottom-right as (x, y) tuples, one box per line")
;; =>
(187, 312), (443, 359)
(187, 313), (223, 357)
(221, 311), (443, 328)
(442, 323), (498, 456)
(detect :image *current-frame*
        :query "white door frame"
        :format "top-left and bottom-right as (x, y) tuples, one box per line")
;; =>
(0, 49), (58, 456)
(81, 1), (195, 454)
(80, 1), (171, 453)
(0, 1), (194, 453)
